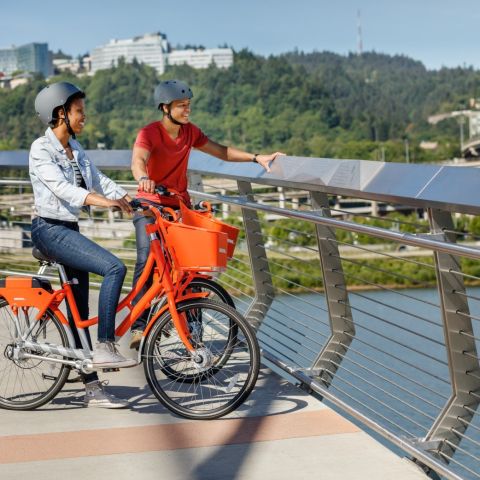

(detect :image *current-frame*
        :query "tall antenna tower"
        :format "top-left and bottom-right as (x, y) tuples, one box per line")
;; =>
(357, 9), (363, 55)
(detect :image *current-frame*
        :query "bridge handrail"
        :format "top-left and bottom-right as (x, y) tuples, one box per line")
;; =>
(3, 150), (480, 214)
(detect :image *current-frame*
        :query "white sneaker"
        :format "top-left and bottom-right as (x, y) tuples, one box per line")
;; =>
(92, 341), (137, 368)
(84, 380), (129, 409)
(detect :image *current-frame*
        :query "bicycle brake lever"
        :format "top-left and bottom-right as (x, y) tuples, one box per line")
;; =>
(194, 201), (216, 213)
(155, 185), (170, 196)
(129, 199), (149, 211)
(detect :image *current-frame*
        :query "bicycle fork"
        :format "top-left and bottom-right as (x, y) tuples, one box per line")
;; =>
(147, 225), (196, 353)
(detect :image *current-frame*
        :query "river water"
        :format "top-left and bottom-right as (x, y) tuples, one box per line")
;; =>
(251, 287), (480, 479)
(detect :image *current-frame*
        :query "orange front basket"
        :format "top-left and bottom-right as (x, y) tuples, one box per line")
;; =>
(164, 221), (228, 272)
(180, 203), (239, 259)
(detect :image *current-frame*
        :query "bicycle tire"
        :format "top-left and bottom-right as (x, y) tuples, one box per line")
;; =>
(144, 298), (260, 420)
(188, 278), (235, 308)
(0, 298), (70, 410)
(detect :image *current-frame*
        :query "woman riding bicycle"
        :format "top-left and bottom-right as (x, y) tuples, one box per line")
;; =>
(129, 79), (284, 348)
(29, 81), (135, 408)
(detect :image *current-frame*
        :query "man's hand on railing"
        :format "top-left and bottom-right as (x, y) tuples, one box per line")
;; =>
(254, 152), (286, 173)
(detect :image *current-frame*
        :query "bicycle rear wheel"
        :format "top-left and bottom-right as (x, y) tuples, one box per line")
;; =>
(188, 278), (235, 307)
(144, 299), (260, 420)
(0, 298), (70, 410)
(184, 278), (238, 368)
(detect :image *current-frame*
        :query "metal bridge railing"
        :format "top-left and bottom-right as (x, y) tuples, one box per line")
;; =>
(2, 153), (480, 479)
(185, 180), (480, 480)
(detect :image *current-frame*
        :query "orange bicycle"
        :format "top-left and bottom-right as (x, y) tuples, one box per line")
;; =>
(0, 194), (260, 419)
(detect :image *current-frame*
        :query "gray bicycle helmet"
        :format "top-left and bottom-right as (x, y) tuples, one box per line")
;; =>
(154, 80), (193, 109)
(35, 82), (84, 125)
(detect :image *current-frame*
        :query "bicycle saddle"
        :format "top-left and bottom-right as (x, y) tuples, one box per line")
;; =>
(32, 247), (56, 264)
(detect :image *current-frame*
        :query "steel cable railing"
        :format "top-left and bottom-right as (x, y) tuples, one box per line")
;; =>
(328, 236), (437, 269)
(335, 285), (443, 329)
(341, 325), (450, 384)
(323, 369), (419, 437)
(337, 340), (447, 408)
(332, 254), (435, 288)
(328, 357), (437, 426)
(339, 304), (448, 366)
(439, 452), (480, 479)
(338, 299), (445, 348)
(259, 307), (325, 354)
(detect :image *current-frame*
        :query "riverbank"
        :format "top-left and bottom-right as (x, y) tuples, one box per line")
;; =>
(1, 249), (479, 296)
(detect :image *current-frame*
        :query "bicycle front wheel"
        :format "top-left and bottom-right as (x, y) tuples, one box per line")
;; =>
(0, 298), (70, 410)
(143, 299), (260, 420)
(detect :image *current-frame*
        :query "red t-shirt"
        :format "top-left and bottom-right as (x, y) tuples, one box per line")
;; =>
(134, 121), (209, 206)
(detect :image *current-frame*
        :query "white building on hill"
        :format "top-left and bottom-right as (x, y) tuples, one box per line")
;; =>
(91, 33), (233, 74)
(91, 33), (168, 74)
(168, 48), (233, 69)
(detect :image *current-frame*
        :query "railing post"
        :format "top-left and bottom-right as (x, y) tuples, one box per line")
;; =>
(187, 172), (204, 194)
(424, 208), (480, 461)
(237, 180), (274, 330)
(309, 192), (355, 387)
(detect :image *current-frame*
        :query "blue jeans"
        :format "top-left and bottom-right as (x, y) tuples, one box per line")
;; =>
(131, 212), (156, 331)
(31, 216), (127, 342)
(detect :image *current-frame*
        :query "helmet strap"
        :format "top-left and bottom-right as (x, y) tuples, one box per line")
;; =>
(62, 106), (76, 139)
(166, 104), (183, 126)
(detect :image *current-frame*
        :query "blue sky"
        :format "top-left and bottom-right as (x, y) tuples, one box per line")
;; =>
(1, 0), (479, 69)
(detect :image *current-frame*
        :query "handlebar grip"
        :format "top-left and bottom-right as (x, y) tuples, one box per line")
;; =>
(129, 199), (149, 211)
(194, 201), (214, 213)
(155, 185), (169, 196)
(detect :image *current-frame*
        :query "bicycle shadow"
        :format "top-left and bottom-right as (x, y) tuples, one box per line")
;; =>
(188, 370), (311, 480)
(127, 368), (309, 417)
(42, 368), (310, 419)
(124, 368), (313, 480)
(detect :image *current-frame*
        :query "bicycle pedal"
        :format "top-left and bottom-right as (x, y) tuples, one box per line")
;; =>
(102, 367), (120, 373)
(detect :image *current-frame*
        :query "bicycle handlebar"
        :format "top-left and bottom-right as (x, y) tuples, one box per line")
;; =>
(128, 199), (179, 222)
(131, 185), (215, 214)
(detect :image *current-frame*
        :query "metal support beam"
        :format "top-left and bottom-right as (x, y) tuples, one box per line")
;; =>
(425, 208), (480, 460)
(237, 180), (274, 330)
(187, 172), (204, 195)
(310, 192), (355, 387)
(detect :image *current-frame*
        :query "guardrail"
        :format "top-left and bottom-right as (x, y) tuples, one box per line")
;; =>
(1, 152), (480, 479)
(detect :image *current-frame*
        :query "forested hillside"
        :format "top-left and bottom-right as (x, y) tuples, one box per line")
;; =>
(1, 50), (480, 162)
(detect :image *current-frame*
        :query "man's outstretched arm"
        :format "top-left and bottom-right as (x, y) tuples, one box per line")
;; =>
(197, 140), (285, 173)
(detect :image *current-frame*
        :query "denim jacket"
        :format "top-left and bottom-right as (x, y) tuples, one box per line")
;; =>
(29, 128), (127, 222)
